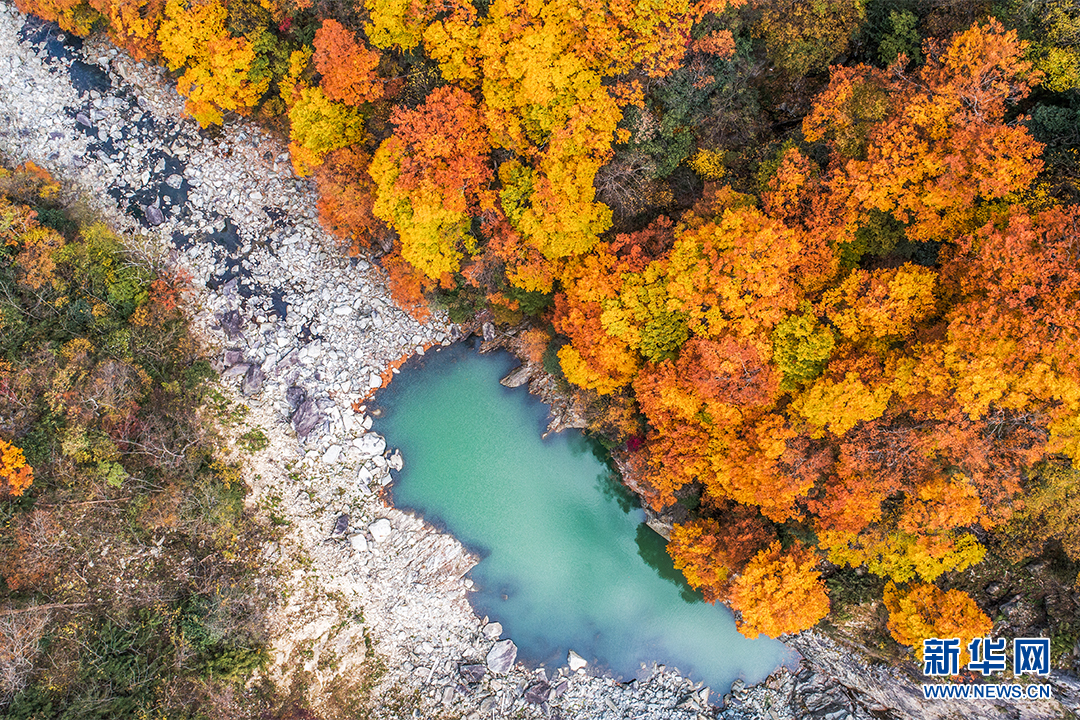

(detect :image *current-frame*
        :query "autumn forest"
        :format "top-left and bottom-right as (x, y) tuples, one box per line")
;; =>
(12, 0), (1080, 670)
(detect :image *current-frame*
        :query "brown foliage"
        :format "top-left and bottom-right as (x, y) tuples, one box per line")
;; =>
(381, 249), (431, 323)
(1, 511), (61, 592)
(517, 328), (549, 365)
(314, 146), (380, 251)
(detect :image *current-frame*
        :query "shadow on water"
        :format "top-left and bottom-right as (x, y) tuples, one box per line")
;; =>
(634, 525), (705, 604)
(573, 432), (640, 515)
(593, 461), (638, 514)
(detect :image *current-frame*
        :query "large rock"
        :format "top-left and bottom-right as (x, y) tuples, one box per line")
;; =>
(220, 309), (243, 338)
(524, 681), (550, 704)
(222, 363), (250, 379)
(291, 399), (323, 438)
(241, 364), (263, 396)
(486, 639), (517, 674)
(368, 518), (392, 542)
(332, 514), (349, 535)
(499, 364), (533, 388)
(784, 631), (1068, 720)
(286, 385), (307, 410)
(459, 664), (486, 684)
(792, 664), (853, 720)
(568, 650), (587, 672)
(354, 433), (386, 457)
(482, 621), (502, 639)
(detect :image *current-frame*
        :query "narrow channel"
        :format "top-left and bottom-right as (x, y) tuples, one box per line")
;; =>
(372, 341), (795, 693)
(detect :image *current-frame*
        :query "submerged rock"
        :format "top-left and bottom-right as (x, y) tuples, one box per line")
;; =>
(486, 639), (517, 674)
(144, 202), (163, 226)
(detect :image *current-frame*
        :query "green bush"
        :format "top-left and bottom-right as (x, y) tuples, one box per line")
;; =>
(878, 9), (921, 65)
(238, 428), (269, 452)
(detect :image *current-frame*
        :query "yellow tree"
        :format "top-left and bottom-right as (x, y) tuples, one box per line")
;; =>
(422, 0), (747, 276)
(157, 0), (269, 126)
(287, 87), (366, 176)
(884, 582), (992, 663)
(729, 541), (830, 638)
(553, 248), (642, 394)
(0, 440), (33, 497)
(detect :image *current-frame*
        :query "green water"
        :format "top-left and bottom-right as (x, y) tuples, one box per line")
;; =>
(373, 342), (794, 692)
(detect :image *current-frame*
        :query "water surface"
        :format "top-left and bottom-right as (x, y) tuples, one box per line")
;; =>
(373, 342), (794, 692)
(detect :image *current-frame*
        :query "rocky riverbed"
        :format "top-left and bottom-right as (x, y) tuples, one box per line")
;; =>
(1, 6), (1077, 719)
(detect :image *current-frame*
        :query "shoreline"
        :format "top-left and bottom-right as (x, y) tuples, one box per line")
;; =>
(3, 7), (1075, 719)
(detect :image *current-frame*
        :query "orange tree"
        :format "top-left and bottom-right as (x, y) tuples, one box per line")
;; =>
(543, 20), (1076, 639)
